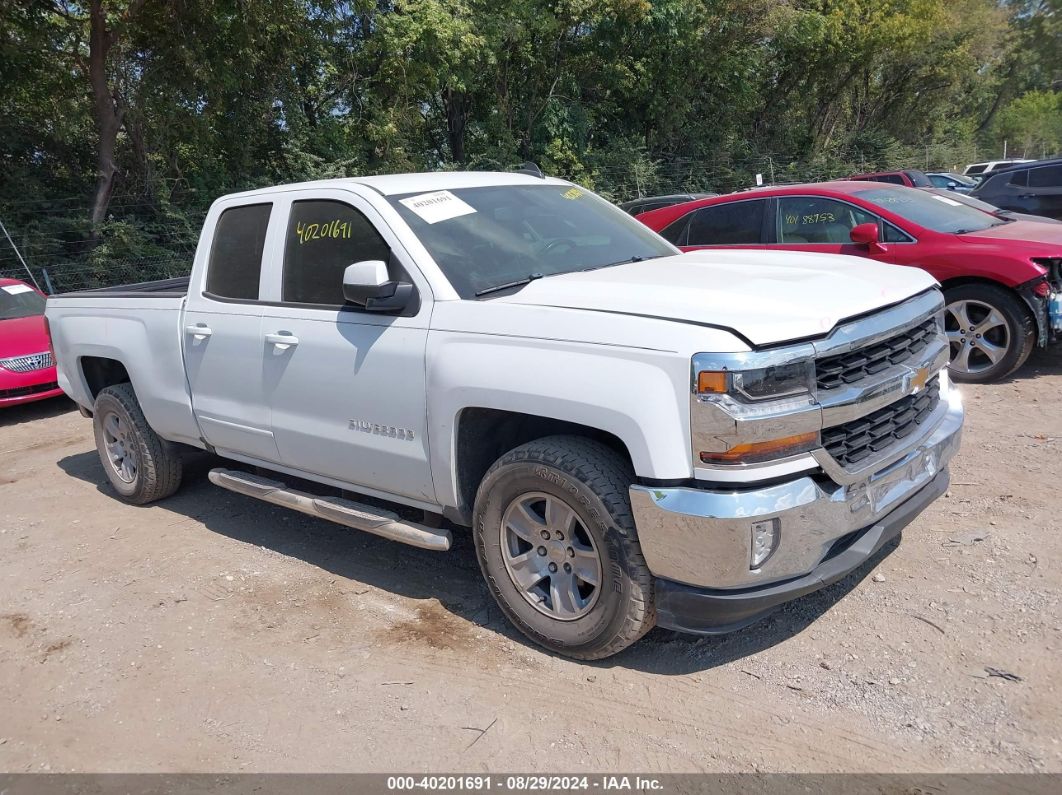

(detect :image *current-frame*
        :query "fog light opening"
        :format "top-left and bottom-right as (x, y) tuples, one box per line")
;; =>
(751, 518), (780, 569)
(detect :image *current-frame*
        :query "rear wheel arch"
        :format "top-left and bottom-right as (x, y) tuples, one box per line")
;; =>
(80, 356), (131, 400)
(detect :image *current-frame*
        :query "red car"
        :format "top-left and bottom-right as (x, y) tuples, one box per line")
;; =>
(637, 182), (1062, 383)
(849, 169), (934, 188)
(0, 278), (65, 407)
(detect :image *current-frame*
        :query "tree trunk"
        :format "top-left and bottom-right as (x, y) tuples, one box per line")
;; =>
(444, 87), (468, 164)
(88, 0), (122, 229)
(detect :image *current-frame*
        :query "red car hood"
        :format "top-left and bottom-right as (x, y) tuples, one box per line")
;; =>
(0, 314), (49, 358)
(960, 220), (1062, 248)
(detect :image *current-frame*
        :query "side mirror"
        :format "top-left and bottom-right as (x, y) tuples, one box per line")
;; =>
(947, 182), (958, 190)
(342, 260), (414, 312)
(849, 222), (880, 246)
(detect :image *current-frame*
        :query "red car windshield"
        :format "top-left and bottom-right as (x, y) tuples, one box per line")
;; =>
(854, 186), (1006, 234)
(0, 285), (46, 321)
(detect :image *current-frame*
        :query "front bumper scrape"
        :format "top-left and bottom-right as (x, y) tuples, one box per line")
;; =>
(652, 469), (949, 635)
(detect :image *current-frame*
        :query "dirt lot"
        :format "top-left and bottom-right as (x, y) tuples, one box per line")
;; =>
(1, 352), (1060, 774)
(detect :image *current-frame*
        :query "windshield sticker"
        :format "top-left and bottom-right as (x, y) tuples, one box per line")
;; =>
(931, 195), (963, 207)
(295, 219), (353, 244)
(562, 187), (583, 200)
(399, 190), (476, 224)
(2, 284), (33, 295)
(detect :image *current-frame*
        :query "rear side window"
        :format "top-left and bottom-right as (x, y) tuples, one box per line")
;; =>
(206, 204), (272, 300)
(1029, 165), (1062, 189)
(687, 201), (765, 245)
(906, 171), (933, 187)
(1009, 170), (1029, 187)
(659, 214), (691, 244)
(283, 200), (390, 305)
(875, 174), (905, 185)
(966, 165), (986, 175)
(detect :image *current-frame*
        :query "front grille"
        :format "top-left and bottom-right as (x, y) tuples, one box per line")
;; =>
(0, 381), (59, 400)
(0, 351), (54, 373)
(816, 319), (936, 390)
(822, 377), (940, 467)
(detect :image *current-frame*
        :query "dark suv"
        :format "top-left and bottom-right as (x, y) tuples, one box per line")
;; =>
(972, 158), (1062, 221)
(618, 193), (717, 216)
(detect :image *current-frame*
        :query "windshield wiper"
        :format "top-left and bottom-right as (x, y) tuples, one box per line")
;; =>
(475, 272), (545, 297)
(581, 253), (665, 272)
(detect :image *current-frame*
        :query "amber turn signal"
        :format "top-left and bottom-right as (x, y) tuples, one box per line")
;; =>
(700, 431), (819, 464)
(696, 371), (728, 394)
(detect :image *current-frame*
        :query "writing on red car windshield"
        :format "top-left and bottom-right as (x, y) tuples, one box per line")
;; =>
(854, 186), (1002, 234)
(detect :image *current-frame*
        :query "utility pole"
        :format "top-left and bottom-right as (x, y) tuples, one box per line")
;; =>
(0, 218), (41, 290)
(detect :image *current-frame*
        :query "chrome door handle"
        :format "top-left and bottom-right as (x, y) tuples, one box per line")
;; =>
(185, 324), (212, 340)
(265, 332), (299, 350)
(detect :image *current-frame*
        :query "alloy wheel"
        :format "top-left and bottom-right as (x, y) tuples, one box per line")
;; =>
(499, 491), (602, 621)
(101, 411), (138, 484)
(945, 299), (1011, 376)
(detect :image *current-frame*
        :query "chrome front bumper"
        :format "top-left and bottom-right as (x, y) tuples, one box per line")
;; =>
(630, 382), (963, 591)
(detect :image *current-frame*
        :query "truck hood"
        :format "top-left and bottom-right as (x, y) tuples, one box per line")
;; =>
(494, 250), (938, 346)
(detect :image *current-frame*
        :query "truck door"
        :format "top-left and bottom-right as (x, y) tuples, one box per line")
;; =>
(258, 189), (435, 504)
(182, 200), (282, 462)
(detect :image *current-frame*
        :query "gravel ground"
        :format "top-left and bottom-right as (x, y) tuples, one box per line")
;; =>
(1, 350), (1060, 773)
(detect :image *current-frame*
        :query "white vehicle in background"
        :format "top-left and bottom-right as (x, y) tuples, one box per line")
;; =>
(963, 159), (1034, 182)
(45, 171), (963, 659)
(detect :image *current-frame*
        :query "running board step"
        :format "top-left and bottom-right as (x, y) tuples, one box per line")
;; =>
(207, 468), (451, 551)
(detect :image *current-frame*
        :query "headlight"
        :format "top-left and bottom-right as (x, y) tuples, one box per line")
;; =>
(696, 360), (815, 403)
(693, 357), (819, 466)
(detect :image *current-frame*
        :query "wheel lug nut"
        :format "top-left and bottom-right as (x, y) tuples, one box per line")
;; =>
(548, 562), (558, 573)
(537, 546), (547, 556)
(563, 562), (572, 573)
(567, 547), (574, 557)
(554, 531), (564, 540)
(540, 530), (550, 540)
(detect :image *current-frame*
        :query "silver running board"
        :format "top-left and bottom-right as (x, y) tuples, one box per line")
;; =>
(208, 468), (451, 551)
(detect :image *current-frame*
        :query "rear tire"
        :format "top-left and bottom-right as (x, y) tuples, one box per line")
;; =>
(92, 383), (182, 504)
(943, 284), (1034, 383)
(473, 436), (655, 660)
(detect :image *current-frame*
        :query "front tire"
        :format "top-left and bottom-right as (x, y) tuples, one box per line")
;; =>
(944, 284), (1034, 383)
(92, 383), (183, 504)
(473, 436), (655, 660)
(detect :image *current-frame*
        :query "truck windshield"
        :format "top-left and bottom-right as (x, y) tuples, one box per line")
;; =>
(855, 186), (1006, 233)
(0, 285), (46, 321)
(388, 184), (676, 298)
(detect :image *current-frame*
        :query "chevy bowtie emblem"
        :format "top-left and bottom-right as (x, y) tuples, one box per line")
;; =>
(910, 366), (929, 392)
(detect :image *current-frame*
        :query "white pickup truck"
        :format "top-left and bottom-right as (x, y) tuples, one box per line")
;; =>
(46, 171), (963, 659)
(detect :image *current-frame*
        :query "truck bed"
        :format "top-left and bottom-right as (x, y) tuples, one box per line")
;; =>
(57, 275), (190, 298)
(46, 277), (202, 448)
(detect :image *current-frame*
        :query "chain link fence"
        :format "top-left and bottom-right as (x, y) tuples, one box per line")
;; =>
(0, 143), (1010, 294)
